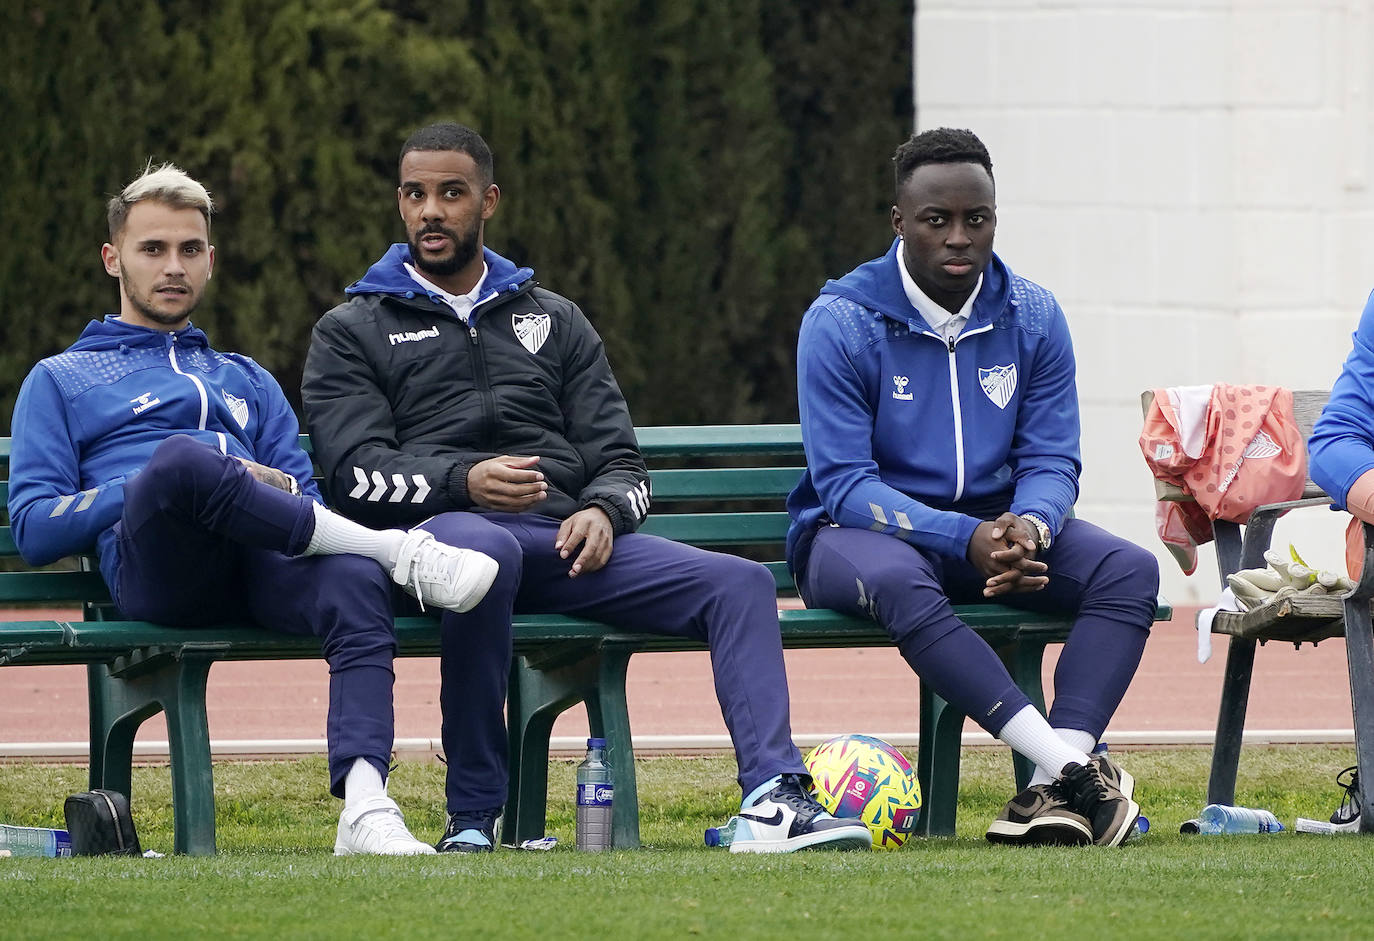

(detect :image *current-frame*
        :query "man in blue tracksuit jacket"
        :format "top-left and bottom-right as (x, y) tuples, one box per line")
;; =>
(787, 128), (1159, 847)
(7, 163), (499, 856)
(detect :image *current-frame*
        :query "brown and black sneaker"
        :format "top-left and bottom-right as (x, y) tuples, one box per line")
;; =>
(1059, 760), (1140, 847)
(985, 782), (1093, 846)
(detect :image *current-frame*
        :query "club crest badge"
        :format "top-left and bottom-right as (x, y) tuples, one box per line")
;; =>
(979, 364), (1017, 409)
(513, 311), (551, 355)
(222, 389), (249, 428)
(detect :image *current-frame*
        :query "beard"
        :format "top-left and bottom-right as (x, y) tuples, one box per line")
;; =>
(123, 277), (200, 326)
(409, 221), (481, 277)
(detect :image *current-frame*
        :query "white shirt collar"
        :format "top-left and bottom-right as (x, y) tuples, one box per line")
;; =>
(405, 261), (489, 323)
(896, 239), (982, 341)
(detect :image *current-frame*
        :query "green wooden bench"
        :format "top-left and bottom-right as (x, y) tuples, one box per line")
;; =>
(0, 426), (1171, 854)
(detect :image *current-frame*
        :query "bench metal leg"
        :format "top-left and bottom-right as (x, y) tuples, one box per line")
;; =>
(1207, 635), (1257, 806)
(1342, 592), (1374, 833)
(88, 655), (219, 855)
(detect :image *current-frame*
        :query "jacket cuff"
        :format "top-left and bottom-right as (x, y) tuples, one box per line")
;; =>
(586, 497), (633, 535)
(447, 461), (476, 508)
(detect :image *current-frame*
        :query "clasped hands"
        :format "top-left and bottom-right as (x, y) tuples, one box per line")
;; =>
(967, 511), (1048, 597)
(468, 455), (611, 577)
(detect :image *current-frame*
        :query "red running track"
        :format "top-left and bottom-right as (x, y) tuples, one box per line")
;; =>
(0, 607), (1356, 752)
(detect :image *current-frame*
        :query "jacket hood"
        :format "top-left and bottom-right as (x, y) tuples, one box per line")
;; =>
(822, 238), (1013, 327)
(69, 316), (210, 352)
(345, 243), (534, 301)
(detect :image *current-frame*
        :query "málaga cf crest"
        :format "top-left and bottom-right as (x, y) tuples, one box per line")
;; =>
(978, 364), (1017, 409)
(513, 311), (551, 354)
(222, 389), (249, 428)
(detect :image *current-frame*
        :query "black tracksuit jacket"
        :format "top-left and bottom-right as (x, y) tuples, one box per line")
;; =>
(301, 244), (651, 533)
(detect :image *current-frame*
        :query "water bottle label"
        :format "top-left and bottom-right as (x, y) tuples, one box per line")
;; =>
(578, 784), (614, 807)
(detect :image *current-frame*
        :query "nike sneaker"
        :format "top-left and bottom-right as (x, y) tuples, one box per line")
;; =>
(1058, 758), (1140, 847)
(985, 782), (1093, 846)
(436, 807), (501, 853)
(728, 774), (872, 854)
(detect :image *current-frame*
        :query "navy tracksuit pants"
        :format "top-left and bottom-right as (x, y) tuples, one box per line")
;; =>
(797, 518), (1159, 740)
(417, 511), (808, 814)
(109, 435), (397, 797)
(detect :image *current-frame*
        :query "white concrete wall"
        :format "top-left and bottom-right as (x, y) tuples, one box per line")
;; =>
(917, 0), (1374, 603)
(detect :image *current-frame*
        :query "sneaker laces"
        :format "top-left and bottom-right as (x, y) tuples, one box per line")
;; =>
(392, 531), (460, 612)
(768, 774), (825, 821)
(1062, 762), (1108, 813)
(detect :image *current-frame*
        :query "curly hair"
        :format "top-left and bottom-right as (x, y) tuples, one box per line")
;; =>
(892, 128), (993, 193)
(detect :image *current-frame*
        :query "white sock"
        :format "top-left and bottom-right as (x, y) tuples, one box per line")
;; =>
(1029, 728), (1098, 786)
(344, 757), (387, 810)
(304, 503), (404, 566)
(996, 706), (1091, 786)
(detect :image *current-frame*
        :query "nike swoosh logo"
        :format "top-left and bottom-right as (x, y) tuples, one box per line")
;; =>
(738, 809), (785, 826)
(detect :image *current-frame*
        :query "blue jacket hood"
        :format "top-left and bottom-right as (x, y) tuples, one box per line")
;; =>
(346, 244), (534, 301)
(822, 238), (1013, 329)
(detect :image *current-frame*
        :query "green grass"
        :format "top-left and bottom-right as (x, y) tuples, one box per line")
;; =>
(0, 746), (1370, 939)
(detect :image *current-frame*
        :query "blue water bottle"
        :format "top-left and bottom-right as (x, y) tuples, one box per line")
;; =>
(576, 737), (613, 851)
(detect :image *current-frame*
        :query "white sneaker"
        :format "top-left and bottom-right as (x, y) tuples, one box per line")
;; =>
(729, 775), (872, 854)
(334, 796), (437, 856)
(391, 530), (499, 613)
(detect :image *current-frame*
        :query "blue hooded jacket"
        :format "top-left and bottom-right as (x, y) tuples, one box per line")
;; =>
(1310, 290), (1374, 507)
(7, 316), (319, 584)
(786, 239), (1081, 577)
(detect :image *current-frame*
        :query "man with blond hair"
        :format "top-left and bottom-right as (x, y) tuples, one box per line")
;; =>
(7, 163), (499, 856)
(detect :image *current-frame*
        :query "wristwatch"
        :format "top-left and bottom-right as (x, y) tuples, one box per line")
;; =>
(1020, 513), (1052, 551)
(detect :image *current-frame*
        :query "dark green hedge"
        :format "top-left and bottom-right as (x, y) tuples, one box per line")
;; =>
(1, 0), (911, 426)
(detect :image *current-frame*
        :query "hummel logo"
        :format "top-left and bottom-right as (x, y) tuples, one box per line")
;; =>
(130, 392), (161, 415)
(388, 325), (440, 346)
(892, 375), (913, 401)
(738, 809), (785, 826)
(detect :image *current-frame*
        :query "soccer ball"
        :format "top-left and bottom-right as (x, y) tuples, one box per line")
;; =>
(803, 734), (922, 850)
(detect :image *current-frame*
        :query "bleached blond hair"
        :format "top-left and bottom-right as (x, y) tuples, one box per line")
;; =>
(107, 162), (214, 240)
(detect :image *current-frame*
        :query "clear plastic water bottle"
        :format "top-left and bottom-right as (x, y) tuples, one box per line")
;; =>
(576, 737), (613, 851)
(1197, 804), (1285, 834)
(0, 824), (73, 858)
(704, 816), (740, 848)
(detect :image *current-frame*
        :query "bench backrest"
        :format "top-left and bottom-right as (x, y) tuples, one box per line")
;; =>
(0, 426), (810, 609)
(1141, 388), (1330, 503)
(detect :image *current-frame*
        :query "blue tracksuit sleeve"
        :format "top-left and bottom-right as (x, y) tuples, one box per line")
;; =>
(7, 366), (129, 565)
(1006, 299), (1081, 533)
(245, 364), (323, 504)
(797, 305), (982, 558)
(1310, 292), (1374, 508)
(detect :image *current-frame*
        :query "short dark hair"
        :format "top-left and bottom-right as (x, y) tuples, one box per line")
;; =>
(893, 128), (993, 193)
(399, 122), (494, 188)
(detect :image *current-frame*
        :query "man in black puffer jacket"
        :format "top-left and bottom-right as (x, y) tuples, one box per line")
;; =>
(302, 122), (871, 856)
